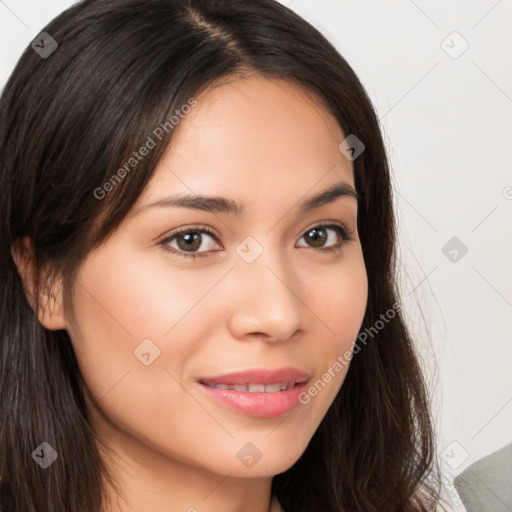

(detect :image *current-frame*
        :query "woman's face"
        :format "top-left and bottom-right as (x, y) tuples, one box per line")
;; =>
(64, 75), (368, 480)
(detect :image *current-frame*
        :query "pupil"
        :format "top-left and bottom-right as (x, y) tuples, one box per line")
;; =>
(307, 228), (327, 247)
(178, 232), (201, 251)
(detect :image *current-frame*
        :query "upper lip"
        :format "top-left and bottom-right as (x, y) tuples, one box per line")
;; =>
(198, 367), (310, 386)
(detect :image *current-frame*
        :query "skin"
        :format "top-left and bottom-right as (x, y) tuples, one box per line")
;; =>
(14, 75), (368, 512)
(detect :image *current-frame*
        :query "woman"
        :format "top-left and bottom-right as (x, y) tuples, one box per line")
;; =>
(0, 0), (463, 510)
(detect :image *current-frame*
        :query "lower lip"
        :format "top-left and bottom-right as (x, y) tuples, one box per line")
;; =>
(196, 381), (308, 418)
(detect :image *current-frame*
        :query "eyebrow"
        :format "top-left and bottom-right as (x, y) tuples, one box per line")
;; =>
(132, 181), (359, 217)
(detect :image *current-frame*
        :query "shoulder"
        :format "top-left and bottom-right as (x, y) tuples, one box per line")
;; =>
(454, 443), (512, 512)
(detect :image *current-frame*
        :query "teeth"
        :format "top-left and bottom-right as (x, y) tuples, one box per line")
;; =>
(264, 383), (282, 393)
(209, 382), (295, 392)
(211, 384), (229, 390)
(248, 384), (265, 393)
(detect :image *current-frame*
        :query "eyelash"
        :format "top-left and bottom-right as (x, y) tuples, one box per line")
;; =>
(158, 222), (354, 260)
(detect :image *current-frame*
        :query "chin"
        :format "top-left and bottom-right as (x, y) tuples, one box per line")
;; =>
(236, 442), (308, 478)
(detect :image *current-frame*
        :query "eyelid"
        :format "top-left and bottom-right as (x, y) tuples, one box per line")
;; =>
(302, 219), (351, 236)
(159, 224), (221, 244)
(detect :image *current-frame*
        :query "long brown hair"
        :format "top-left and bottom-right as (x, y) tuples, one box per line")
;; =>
(0, 0), (441, 510)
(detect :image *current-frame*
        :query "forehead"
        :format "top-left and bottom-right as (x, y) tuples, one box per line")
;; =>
(171, 73), (345, 161)
(132, 74), (354, 215)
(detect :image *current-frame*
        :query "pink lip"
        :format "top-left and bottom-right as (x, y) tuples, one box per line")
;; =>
(198, 367), (310, 386)
(196, 367), (310, 419)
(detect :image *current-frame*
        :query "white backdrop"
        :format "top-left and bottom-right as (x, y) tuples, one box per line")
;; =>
(1, 0), (511, 479)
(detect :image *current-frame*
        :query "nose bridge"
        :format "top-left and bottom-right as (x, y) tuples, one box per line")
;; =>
(229, 236), (304, 340)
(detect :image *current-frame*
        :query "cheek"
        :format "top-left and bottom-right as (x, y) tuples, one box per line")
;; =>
(64, 248), (230, 435)
(74, 249), (220, 339)
(63, 250), (181, 402)
(311, 247), (368, 351)
(67, 246), (226, 364)
(65, 255), (235, 472)
(290, 247), (367, 422)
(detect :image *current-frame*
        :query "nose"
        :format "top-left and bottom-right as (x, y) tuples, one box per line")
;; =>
(226, 247), (304, 343)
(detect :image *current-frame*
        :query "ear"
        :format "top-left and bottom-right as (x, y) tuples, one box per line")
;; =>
(11, 237), (67, 330)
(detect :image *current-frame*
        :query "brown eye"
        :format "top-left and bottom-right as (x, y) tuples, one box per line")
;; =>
(304, 227), (328, 247)
(296, 223), (351, 251)
(175, 231), (203, 252)
(160, 227), (220, 258)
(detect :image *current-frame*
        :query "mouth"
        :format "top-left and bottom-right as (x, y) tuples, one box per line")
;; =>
(196, 367), (310, 418)
(200, 381), (301, 392)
